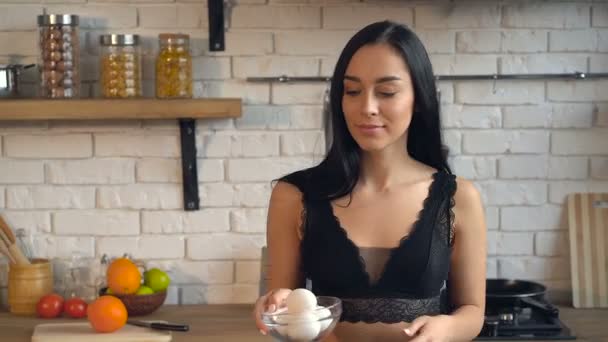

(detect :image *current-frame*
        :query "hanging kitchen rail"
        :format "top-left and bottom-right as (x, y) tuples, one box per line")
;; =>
(246, 72), (608, 83)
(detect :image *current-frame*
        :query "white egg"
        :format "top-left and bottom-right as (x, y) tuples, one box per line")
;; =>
(286, 288), (317, 314)
(286, 312), (321, 341)
(270, 309), (290, 335)
(315, 307), (332, 331)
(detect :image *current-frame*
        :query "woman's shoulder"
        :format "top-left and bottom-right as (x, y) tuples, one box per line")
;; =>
(271, 179), (304, 201)
(453, 176), (482, 204)
(452, 176), (484, 229)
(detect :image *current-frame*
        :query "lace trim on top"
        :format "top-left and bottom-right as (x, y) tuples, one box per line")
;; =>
(326, 171), (445, 288)
(340, 294), (444, 324)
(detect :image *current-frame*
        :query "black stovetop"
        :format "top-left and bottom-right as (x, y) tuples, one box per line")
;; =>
(475, 301), (576, 340)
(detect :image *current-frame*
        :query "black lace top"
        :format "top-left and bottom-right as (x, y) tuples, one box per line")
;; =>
(286, 170), (457, 324)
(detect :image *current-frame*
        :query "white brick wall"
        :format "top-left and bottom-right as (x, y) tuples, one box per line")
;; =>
(0, 0), (606, 305)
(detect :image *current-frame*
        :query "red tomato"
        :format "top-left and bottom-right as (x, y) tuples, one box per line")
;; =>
(36, 293), (64, 318)
(64, 297), (88, 318)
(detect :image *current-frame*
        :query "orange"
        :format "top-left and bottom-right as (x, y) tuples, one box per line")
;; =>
(107, 258), (141, 295)
(87, 295), (127, 333)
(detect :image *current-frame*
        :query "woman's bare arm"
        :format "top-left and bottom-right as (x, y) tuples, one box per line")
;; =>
(267, 181), (305, 290)
(446, 178), (487, 341)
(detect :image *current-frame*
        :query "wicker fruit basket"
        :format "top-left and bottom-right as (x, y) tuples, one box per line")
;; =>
(99, 287), (167, 316)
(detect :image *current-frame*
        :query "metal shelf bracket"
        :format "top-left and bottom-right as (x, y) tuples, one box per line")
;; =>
(179, 119), (200, 211)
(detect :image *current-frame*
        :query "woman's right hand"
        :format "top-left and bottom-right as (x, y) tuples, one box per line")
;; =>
(253, 288), (293, 334)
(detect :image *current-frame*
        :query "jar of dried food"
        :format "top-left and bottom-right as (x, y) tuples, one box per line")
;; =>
(156, 33), (192, 98)
(38, 14), (80, 98)
(99, 34), (142, 98)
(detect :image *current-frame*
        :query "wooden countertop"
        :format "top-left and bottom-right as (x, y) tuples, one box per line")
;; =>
(0, 304), (606, 342)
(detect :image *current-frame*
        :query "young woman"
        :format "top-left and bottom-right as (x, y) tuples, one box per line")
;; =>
(254, 21), (487, 342)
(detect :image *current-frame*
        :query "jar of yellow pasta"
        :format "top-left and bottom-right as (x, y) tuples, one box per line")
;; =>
(99, 34), (142, 98)
(155, 33), (192, 98)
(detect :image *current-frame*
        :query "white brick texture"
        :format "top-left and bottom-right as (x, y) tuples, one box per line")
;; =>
(535, 231), (569, 257)
(232, 5), (320, 29)
(441, 105), (501, 129)
(0, 160), (44, 184)
(551, 130), (608, 155)
(146, 260), (234, 285)
(47, 159), (135, 184)
(0, 0), (605, 305)
(236, 105), (324, 130)
(95, 135), (180, 157)
(323, 6), (413, 29)
(591, 157), (608, 179)
(1, 211), (51, 234)
(462, 131), (549, 154)
(498, 257), (570, 280)
(5, 135), (92, 158)
(97, 236), (185, 259)
(502, 3), (590, 29)
(477, 181), (547, 206)
(456, 81), (545, 104)
(456, 31), (501, 53)
(97, 184), (183, 209)
(280, 131), (325, 156)
(142, 209), (230, 234)
(449, 156), (496, 180)
(0, 5), (42, 30)
(187, 234), (265, 260)
(53, 211), (140, 236)
(416, 4), (500, 28)
(501, 206), (564, 231)
(501, 30), (548, 53)
(230, 208), (267, 233)
(7, 186), (95, 209)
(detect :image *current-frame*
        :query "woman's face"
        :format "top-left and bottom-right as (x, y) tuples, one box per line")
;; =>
(342, 43), (415, 153)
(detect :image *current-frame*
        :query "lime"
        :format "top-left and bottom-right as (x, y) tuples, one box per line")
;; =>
(144, 268), (170, 292)
(135, 285), (155, 295)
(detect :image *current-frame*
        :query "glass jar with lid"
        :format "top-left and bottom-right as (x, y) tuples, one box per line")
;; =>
(155, 33), (192, 98)
(99, 34), (142, 98)
(37, 14), (80, 98)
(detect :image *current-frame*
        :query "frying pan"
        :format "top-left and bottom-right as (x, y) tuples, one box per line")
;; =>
(486, 279), (559, 317)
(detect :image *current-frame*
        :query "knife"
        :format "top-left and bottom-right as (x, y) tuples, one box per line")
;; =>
(127, 319), (190, 332)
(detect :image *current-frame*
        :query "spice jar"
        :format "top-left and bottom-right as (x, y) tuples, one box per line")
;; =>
(156, 33), (192, 98)
(37, 14), (80, 98)
(99, 34), (142, 98)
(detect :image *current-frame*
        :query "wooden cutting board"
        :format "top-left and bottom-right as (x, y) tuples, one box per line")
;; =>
(567, 193), (608, 308)
(32, 322), (172, 342)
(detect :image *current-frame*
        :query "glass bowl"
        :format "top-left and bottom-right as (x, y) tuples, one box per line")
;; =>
(261, 296), (342, 342)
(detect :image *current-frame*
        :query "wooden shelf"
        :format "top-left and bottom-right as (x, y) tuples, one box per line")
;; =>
(0, 98), (242, 120)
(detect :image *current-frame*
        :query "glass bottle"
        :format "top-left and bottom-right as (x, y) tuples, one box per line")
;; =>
(37, 14), (80, 98)
(99, 34), (142, 98)
(155, 33), (192, 98)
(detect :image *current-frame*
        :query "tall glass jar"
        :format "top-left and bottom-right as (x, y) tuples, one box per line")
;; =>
(37, 14), (80, 98)
(99, 34), (142, 98)
(155, 33), (192, 98)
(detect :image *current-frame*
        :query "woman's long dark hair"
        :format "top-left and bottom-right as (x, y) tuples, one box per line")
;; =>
(281, 21), (451, 201)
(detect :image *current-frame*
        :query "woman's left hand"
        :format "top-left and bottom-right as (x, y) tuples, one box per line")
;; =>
(403, 315), (455, 342)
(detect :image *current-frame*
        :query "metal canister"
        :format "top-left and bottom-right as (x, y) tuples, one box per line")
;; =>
(0, 64), (35, 98)
(37, 14), (80, 98)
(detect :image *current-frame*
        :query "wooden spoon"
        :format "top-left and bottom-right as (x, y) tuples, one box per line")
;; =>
(0, 222), (30, 265)
(0, 240), (16, 264)
(0, 215), (16, 243)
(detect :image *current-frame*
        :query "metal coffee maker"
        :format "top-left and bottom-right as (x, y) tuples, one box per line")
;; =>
(0, 64), (35, 98)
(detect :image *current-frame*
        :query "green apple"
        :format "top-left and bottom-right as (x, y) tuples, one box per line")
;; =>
(144, 268), (170, 292)
(136, 285), (155, 295)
